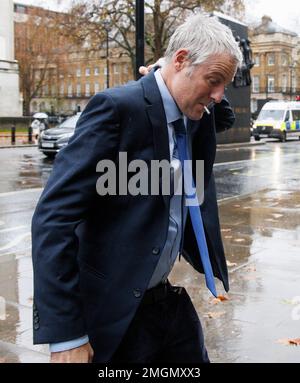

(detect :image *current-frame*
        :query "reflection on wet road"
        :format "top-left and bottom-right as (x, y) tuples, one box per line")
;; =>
(171, 187), (300, 362)
(1, 139), (299, 200)
(215, 140), (300, 200)
(0, 148), (51, 193)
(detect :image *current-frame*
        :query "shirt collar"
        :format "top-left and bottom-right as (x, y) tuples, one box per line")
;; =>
(154, 69), (182, 124)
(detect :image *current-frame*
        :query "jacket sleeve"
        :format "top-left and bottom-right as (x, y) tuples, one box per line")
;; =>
(31, 92), (120, 344)
(214, 96), (235, 133)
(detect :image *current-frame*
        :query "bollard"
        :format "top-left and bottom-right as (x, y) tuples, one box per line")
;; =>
(11, 126), (16, 144)
(28, 125), (33, 143)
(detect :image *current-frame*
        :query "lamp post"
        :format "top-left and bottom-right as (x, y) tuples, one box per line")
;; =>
(135, 0), (144, 80)
(103, 20), (110, 89)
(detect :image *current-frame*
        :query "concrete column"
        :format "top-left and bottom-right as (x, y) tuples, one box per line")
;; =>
(0, 0), (23, 117)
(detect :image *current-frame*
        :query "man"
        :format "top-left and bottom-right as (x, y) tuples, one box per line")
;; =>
(31, 13), (242, 363)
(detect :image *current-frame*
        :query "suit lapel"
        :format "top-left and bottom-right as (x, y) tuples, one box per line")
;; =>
(146, 104), (170, 163)
(141, 71), (170, 163)
(141, 72), (170, 207)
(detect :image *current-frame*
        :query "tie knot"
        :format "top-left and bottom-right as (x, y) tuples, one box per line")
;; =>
(173, 118), (186, 136)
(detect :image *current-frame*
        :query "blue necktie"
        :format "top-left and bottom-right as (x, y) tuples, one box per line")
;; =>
(173, 118), (217, 297)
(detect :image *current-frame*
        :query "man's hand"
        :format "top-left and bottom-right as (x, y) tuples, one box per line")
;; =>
(139, 58), (164, 76)
(139, 64), (155, 76)
(51, 342), (94, 363)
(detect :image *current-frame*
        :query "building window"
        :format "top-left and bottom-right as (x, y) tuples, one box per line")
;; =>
(49, 68), (55, 78)
(60, 84), (64, 96)
(76, 84), (81, 97)
(85, 83), (90, 97)
(51, 85), (55, 96)
(254, 55), (260, 67)
(32, 101), (38, 112)
(292, 110), (300, 120)
(94, 67), (99, 76)
(94, 83), (100, 94)
(104, 67), (108, 76)
(44, 85), (49, 96)
(83, 37), (91, 49)
(85, 68), (91, 77)
(67, 84), (73, 97)
(281, 54), (288, 66)
(76, 69), (81, 77)
(281, 74), (287, 92)
(267, 54), (275, 66)
(40, 102), (46, 112)
(252, 76), (260, 93)
(35, 70), (41, 80)
(267, 75), (275, 92)
(124, 64), (129, 74)
(16, 5), (26, 13)
(113, 64), (119, 74)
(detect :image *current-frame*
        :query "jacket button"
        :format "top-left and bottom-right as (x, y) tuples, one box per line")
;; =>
(33, 311), (38, 318)
(133, 289), (141, 298)
(34, 317), (39, 324)
(33, 323), (40, 330)
(152, 247), (160, 255)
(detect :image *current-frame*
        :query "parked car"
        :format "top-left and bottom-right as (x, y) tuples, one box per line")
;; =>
(47, 115), (63, 126)
(38, 113), (81, 158)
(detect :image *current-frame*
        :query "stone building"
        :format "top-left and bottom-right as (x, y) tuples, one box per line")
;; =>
(14, 2), (133, 116)
(250, 16), (300, 115)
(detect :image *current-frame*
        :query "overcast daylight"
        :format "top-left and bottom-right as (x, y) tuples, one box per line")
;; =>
(14, 0), (300, 33)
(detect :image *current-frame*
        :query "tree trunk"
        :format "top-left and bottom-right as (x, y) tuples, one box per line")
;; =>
(153, 0), (163, 62)
(23, 97), (31, 117)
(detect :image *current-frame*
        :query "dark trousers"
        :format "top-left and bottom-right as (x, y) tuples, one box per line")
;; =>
(110, 282), (210, 363)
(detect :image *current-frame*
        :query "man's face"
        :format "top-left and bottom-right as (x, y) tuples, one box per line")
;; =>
(170, 53), (237, 120)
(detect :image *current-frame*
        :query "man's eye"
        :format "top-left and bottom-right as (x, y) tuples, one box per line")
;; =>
(209, 79), (220, 86)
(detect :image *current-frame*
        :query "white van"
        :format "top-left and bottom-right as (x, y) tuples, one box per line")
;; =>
(253, 101), (300, 142)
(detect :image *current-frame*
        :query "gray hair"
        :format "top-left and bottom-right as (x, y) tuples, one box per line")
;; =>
(163, 13), (243, 68)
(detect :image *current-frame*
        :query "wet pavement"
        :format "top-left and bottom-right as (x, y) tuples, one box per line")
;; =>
(0, 139), (300, 363)
(171, 188), (300, 362)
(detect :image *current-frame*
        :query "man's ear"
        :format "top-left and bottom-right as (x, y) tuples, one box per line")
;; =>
(173, 49), (189, 71)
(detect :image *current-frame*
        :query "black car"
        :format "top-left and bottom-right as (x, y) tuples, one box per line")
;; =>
(38, 113), (81, 158)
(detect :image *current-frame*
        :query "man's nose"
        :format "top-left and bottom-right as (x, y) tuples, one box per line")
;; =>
(210, 85), (225, 104)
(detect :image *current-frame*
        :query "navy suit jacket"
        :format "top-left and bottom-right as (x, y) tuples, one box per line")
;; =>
(31, 70), (234, 362)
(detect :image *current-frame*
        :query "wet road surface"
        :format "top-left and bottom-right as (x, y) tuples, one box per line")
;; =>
(0, 139), (300, 362)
